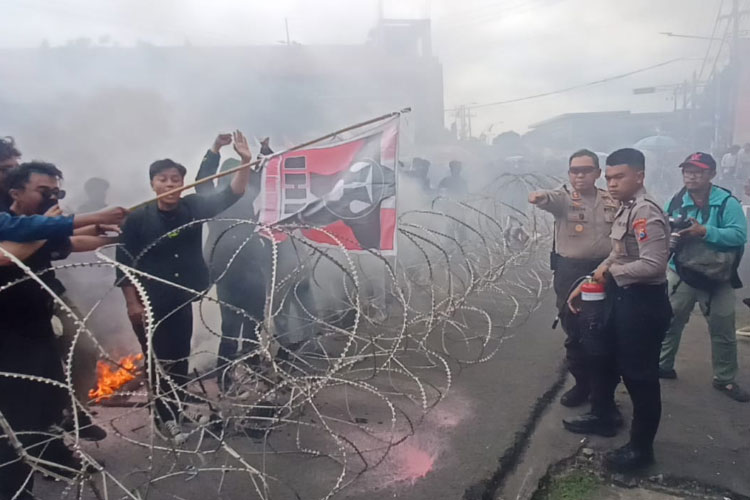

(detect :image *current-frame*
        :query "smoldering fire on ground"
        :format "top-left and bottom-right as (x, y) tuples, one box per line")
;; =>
(0, 170), (560, 499)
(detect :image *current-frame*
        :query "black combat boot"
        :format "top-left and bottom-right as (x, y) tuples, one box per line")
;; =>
(604, 442), (654, 472)
(658, 368), (677, 379)
(560, 384), (590, 407)
(562, 412), (618, 437)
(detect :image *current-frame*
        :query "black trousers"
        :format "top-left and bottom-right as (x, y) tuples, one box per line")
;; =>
(589, 283), (672, 451)
(132, 300), (193, 424)
(0, 331), (67, 500)
(553, 256), (604, 388)
(215, 270), (266, 374)
(208, 236), (269, 378)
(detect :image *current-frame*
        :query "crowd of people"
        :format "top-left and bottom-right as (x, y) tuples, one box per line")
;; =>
(1, 130), (749, 496)
(0, 133), (262, 499)
(529, 147), (748, 473)
(720, 143), (750, 184)
(0, 137), (130, 499)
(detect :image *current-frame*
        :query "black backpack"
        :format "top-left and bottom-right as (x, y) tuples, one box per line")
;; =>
(666, 186), (744, 293)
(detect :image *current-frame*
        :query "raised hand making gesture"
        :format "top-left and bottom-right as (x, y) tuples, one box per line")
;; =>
(211, 133), (233, 154)
(232, 130), (253, 164)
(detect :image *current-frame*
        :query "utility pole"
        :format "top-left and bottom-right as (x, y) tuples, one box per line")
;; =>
(285, 18), (291, 46)
(454, 105), (477, 141)
(466, 108), (472, 139)
(724, 0), (745, 146)
(733, 0), (741, 60)
(456, 106), (466, 140)
(725, 0), (743, 147)
(712, 0), (745, 150)
(690, 71), (698, 149)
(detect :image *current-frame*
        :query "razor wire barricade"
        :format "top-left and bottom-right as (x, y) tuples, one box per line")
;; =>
(0, 171), (560, 500)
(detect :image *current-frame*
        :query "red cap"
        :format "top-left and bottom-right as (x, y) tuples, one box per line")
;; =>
(679, 152), (716, 170)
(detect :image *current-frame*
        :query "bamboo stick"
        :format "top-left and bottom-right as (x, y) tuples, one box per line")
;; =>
(127, 108), (410, 212)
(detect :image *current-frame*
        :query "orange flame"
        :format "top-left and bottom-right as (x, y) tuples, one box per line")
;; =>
(88, 353), (143, 403)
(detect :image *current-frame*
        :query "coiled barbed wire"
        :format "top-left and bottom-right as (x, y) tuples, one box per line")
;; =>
(0, 171), (561, 500)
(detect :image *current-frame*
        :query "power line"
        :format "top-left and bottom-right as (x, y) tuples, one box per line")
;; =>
(698, 0), (726, 82)
(444, 57), (688, 112)
(708, 16), (732, 81)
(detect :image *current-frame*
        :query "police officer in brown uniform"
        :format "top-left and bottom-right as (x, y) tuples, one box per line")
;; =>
(529, 149), (618, 407)
(565, 148), (672, 471)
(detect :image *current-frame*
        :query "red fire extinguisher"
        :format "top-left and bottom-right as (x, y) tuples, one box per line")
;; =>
(581, 280), (606, 302)
(579, 278), (608, 353)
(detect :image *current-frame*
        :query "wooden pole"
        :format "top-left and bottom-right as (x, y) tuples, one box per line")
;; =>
(127, 108), (410, 212)
(128, 159), (259, 211)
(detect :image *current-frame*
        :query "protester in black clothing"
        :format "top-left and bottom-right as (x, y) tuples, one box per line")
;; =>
(410, 157), (433, 194)
(77, 177), (110, 213)
(195, 135), (269, 389)
(1, 142), (115, 441)
(116, 131), (252, 441)
(0, 138), (127, 260)
(438, 160), (469, 198)
(6, 162), (113, 442)
(0, 236), (76, 500)
(0, 161), (119, 500)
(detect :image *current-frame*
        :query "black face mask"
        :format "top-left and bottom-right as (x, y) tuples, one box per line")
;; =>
(39, 196), (59, 214)
(37, 188), (66, 214)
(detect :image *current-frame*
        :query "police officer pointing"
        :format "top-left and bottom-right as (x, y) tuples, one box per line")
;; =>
(566, 148), (672, 471)
(529, 149), (618, 407)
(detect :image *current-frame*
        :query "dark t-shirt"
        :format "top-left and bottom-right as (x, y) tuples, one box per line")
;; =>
(200, 159), (264, 279)
(0, 193), (10, 213)
(115, 186), (242, 304)
(0, 236), (72, 336)
(6, 209), (67, 295)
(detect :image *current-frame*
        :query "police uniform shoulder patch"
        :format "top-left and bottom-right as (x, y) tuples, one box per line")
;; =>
(633, 218), (648, 242)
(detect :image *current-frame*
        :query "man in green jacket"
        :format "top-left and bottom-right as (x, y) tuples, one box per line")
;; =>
(659, 152), (749, 402)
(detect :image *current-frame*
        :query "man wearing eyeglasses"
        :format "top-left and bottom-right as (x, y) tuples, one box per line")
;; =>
(528, 149), (619, 408)
(0, 161), (122, 497)
(0, 137), (126, 245)
(659, 152), (749, 402)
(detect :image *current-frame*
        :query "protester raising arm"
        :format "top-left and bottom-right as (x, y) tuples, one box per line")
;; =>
(229, 130), (252, 195)
(195, 133), (232, 195)
(187, 130), (253, 220)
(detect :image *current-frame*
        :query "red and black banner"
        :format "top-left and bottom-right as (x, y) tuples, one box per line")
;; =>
(260, 118), (398, 253)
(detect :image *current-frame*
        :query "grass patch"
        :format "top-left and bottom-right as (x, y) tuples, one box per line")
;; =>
(537, 470), (600, 500)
